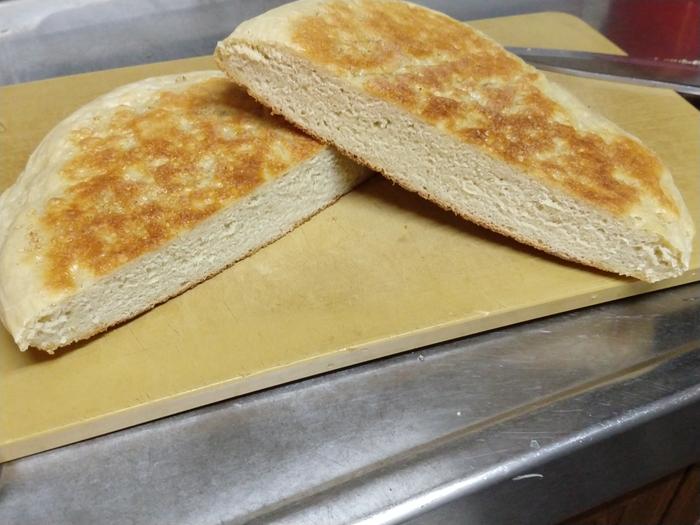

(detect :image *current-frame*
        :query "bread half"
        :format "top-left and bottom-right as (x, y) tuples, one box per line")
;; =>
(0, 71), (368, 352)
(216, 0), (694, 282)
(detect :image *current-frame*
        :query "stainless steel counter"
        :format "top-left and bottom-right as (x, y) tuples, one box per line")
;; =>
(1, 1), (699, 524)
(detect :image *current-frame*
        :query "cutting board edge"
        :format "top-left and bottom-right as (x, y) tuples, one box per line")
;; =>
(3, 270), (696, 462)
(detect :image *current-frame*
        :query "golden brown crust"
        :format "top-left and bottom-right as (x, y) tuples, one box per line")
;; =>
(37, 78), (322, 291)
(288, 0), (676, 219)
(32, 182), (355, 354)
(233, 74), (644, 280)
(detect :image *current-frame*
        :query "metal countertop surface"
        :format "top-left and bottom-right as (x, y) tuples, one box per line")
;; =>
(1, 1), (699, 524)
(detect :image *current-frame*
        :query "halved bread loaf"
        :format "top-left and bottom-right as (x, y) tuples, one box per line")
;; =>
(216, 0), (694, 282)
(0, 71), (368, 352)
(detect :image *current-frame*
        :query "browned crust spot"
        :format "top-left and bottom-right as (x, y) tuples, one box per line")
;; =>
(222, 53), (660, 281)
(38, 78), (322, 291)
(289, 0), (676, 218)
(31, 183), (354, 353)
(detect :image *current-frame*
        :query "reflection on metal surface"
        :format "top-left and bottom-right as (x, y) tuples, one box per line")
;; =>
(0, 0), (600, 85)
(510, 47), (700, 96)
(1, 284), (698, 524)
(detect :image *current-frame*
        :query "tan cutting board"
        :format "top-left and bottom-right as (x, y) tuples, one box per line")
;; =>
(1, 12), (698, 462)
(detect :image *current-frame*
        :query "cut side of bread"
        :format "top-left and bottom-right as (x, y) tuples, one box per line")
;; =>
(216, 0), (694, 283)
(0, 71), (368, 352)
